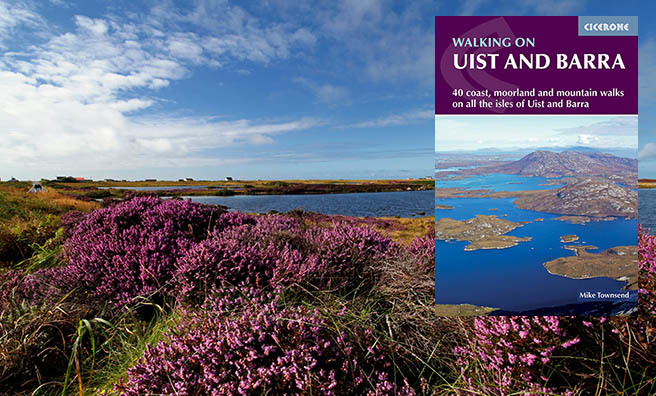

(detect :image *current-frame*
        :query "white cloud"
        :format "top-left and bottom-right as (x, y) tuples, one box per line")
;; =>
(323, 1), (434, 85)
(640, 39), (656, 106)
(323, 0), (383, 35)
(149, 1), (316, 65)
(0, 4), (321, 177)
(576, 134), (599, 145)
(639, 143), (656, 161)
(75, 15), (109, 36)
(0, 1), (42, 47)
(347, 108), (433, 129)
(294, 77), (349, 103)
(459, 0), (489, 16)
(153, 1), (434, 88)
(167, 33), (204, 63)
(556, 116), (638, 136)
(0, 66), (319, 170)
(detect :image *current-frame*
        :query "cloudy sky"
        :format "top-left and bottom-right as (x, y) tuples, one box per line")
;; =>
(436, 115), (638, 152)
(0, 0), (654, 180)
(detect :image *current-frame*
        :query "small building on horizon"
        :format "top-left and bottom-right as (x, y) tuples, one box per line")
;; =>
(56, 176), (87, 182)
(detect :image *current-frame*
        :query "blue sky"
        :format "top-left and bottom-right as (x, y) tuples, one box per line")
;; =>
(0, 0), (654, 180)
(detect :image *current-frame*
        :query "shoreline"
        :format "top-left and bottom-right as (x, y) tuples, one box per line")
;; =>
(28, 179), (434, 200)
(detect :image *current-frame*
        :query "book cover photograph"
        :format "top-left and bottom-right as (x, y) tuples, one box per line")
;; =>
(435, 16), (638, 315)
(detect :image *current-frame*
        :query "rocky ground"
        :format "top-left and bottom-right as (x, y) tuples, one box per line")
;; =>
(543, 245), (638, 290)
(435, 214), (532, 251)
(514, 178), (637, 218)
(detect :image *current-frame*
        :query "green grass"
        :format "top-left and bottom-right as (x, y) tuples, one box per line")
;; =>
(86, 307), (184, 395)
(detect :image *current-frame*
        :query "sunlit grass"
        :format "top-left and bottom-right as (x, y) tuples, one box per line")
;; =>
(382, 216), (434, 244)
(0, 184), (99, 267)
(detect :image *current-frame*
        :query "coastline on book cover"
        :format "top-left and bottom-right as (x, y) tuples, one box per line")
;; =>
(434, 16), (638, 316)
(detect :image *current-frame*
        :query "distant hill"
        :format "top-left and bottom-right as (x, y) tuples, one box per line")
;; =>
(487, 150), (637, 179)
(514, 177), (637, 218)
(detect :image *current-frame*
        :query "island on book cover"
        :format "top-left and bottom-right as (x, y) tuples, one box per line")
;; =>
(434, 16), (638, 316)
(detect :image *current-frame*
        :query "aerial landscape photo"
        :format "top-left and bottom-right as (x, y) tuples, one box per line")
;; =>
(1, 1), (656, 396)
(435, 115), (639, 315)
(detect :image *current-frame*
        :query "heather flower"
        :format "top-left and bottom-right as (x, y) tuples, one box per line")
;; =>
(175, 215), (398, 302)
(0, 268), (64, 311)
(638, 225), (656, 314)
(303, 223), (397, 289)
(406, 234), (435, 268)
(118, 290), (416, 396)
(63, 196), (223, 307)
(454, 316), (574, 395)
(561, 337), (580, 349)
(175, 234), (274, 302)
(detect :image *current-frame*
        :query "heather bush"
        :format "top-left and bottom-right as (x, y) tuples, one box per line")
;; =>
(175, 235), (274, 302)
(638, 225), (656, 314)
(117, 290), (417, 396)
(60, 209), (88, 237)
(64, 196), (224, 307)
(0, 268), (64, 311)
(564, 315), (656, 394)
(175, 215), (300, 302)
(452, 316), (579, 395)
(304, 223), (397, 288)
(8, 188), (656, 396)
(406, 234), (435, 269)
(213, 211), (258, 230)
(175, 215), (398, 303)
(451, 313), (656, 395)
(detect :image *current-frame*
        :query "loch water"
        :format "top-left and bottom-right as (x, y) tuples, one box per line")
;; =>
(437, 173), (563, 192)
(639, 188), (656, 231)
(436, 174), (637, 312)
(187, 190), (434, 218)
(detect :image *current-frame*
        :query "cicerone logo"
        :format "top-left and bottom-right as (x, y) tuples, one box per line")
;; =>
(578, 16), (637, 36)
(584, 22), (630, 32)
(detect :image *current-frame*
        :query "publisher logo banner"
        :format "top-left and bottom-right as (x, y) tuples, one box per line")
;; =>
(578, 16), (637, 36)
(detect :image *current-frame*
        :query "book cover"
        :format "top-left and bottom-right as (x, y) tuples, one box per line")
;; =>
(434, 16), (638, 315)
